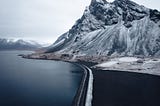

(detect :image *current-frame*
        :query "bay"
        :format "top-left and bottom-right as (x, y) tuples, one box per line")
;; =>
(0, 51), (83, 106)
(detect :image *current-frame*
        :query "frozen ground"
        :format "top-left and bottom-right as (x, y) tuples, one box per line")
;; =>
(95, 57), (160, 76)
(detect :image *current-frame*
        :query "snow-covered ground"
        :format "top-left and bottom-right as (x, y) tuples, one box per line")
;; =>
(96, 57), (160, 76)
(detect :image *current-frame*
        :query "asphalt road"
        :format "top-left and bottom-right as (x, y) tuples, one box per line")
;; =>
(72, 64), (90, 106)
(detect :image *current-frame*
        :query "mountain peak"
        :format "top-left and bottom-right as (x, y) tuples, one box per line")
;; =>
(48, 0), (160, 56)
(91, 0), (108, 5)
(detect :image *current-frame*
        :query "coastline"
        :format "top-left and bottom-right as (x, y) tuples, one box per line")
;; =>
(0, 51), (86, 106)
(20, 52), (160, 76)
(20, 53), (95, 106)
(19, 53), (160, 106)
(72, 64), (93, 106)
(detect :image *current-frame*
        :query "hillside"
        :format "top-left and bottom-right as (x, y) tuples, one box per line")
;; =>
(47, 0), (160, 57)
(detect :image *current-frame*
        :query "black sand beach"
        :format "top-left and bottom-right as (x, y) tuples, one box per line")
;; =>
(92, 69), (160, 106)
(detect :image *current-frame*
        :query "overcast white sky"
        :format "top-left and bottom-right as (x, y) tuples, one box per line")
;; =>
(0, 0), (160, 43)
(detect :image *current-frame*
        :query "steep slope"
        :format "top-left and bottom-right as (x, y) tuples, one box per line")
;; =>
(48, 0), (160, 56)
(0, 38), (43, 50)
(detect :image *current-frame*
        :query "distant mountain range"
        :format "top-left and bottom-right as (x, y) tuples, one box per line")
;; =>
(0, 38), (46, 51)
(47, 0), (160, 57)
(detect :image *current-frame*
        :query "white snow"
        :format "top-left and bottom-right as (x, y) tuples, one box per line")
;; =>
(95, 57), (160, 76)
(104, 3), (111, 8)
(0, 38), (44, 47)
(107, 0), (115, 2)
(96, 0), (105, 3)
(98, 57), (139, 67)
(98, 61), (118, 67)
(50, 39), (65, 48)
(118, 57), (138, 62)
(51, 0), (160, 57)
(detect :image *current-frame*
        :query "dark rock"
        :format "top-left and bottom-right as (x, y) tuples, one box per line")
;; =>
(150, 9), (160, 23)
(124, 22), (132, 28)
(137, 60), (144, 63)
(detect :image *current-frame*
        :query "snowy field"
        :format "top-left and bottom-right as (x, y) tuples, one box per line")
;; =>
(95, 57), (160, 76)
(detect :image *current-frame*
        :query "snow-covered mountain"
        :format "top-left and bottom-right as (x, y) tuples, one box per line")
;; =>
(0, 38), (43, 50)
(47, 0), (160, 57)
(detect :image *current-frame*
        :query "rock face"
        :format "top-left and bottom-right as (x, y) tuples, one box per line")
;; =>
(0, 38), (42, 50)
(48, 0), (160, 56)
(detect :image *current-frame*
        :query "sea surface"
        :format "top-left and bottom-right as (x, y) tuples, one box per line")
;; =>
(0, 51), (83, 106)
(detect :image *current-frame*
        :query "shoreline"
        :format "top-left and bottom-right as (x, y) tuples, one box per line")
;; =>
(20, 54), (95, 106)
(19, 53), (160, 106)
(20, 53), (160, 77)
(72, 64), (93, 106)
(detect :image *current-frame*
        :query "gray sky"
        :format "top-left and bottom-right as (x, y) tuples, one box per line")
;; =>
(0, 0), (160, 43)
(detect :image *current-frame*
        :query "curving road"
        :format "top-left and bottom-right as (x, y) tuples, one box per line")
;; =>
(72, 64), (93, 106)
(72, 63), (160, 106)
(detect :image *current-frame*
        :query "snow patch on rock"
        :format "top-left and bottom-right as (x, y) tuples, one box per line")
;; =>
(95, 57), (160, 76)
(118, 57), (138, 62)
(98, 61), (118, 67)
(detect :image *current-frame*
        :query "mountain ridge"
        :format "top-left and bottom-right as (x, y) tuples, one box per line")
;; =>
(47, 0), (160, 57)
(0, 38), (44, 51)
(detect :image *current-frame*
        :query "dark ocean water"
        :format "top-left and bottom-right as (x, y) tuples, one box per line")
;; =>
(0, 51), (83, 106)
